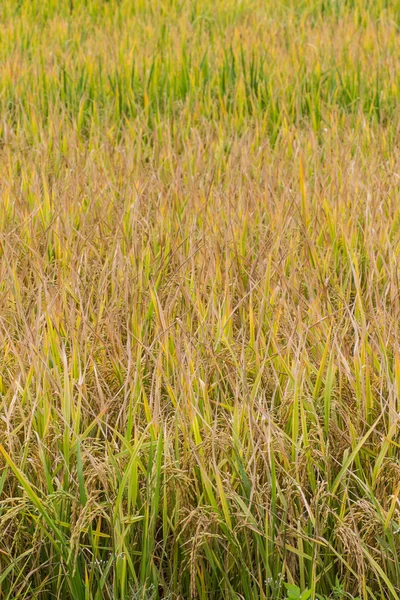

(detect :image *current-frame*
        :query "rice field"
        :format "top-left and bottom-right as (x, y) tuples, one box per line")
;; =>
(0, 0), (400, 598)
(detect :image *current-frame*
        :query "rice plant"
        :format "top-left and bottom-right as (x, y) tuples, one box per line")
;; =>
(0, 0), (399, 599)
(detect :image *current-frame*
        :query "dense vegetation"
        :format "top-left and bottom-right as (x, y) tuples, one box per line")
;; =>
(1, 1), (400, 598)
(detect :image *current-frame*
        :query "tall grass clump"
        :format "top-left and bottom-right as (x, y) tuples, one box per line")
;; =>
(0, 0), (400, 598)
